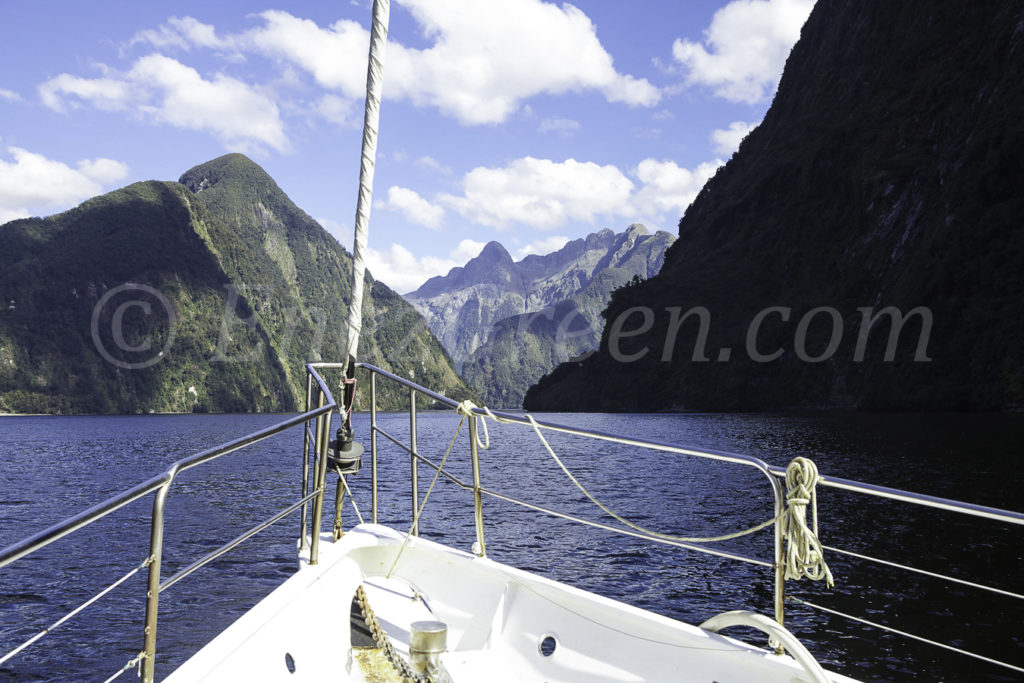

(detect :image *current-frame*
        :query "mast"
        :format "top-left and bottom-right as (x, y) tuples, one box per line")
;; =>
(343, 0), (390, 397)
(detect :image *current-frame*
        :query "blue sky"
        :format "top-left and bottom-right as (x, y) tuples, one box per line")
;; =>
(0, 0), (815, 292)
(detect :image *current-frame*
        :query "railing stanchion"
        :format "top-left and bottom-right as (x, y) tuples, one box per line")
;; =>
(141, 484), (169, 683)
(410, 387), (419, 536)
(370, 371), (378, 524)
(469, 414), (486, 557)
(770, 476), (786, 651)
(300, 372), (313, 552)
(309, 392), (329, 564)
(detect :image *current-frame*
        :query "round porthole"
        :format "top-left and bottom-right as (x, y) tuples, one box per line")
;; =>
(285, 652), (296, 673)
(539, 634), (557, 657)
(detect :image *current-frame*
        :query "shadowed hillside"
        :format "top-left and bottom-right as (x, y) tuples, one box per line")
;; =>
(527, 1), (1024, 412)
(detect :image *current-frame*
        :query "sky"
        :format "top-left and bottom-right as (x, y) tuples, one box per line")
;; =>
(0, 0), (816, 293)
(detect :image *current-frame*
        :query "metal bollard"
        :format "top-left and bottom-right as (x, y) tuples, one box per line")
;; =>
(409, 620), (447, 679)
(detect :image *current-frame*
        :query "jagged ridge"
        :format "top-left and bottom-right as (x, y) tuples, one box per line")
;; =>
(406, 224), (674, 407)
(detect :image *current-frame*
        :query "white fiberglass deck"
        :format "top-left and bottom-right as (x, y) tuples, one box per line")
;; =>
(166, 524), (855, 683)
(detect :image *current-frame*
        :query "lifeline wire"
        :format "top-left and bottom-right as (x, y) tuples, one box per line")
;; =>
(0, 557), (152, 667)
(471, 403), (832, 584)
(385, 406), (469, 578)
(101, 650), (146, 683)
(474, 404), (777, 542)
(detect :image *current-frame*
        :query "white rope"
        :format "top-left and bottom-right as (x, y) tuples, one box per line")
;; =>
(782, 457), (834, 586)
(0, 557), (151, 667)
(342, 0), (390, 379)
(467, 404), (833, 585)
(385, 404), (470, 578)
(101, 650), (146, 683)
(469, 404), (778, 543)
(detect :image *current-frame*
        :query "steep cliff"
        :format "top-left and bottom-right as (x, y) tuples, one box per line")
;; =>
(526, 1), (1024, 411)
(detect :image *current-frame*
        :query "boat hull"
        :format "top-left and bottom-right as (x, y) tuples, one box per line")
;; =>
(166, 524), (856, 682)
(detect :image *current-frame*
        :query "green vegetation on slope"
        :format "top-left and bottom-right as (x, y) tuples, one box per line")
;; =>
(0, 154), (473, 414)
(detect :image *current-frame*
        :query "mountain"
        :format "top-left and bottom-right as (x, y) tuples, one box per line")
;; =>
(455, 273), (617, 409)
(406, 225), (674, 407)
(0, 154), (472, 414)
(526, 0), (1024, 412)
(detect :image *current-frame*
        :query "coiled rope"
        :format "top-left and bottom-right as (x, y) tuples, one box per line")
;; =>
(782, 457), (833, 586)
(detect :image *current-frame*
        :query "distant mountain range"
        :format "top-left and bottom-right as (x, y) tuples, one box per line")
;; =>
(0, 154), (472, 414)
(526, 0), (1024, 411)
(406, 225), (674, 407)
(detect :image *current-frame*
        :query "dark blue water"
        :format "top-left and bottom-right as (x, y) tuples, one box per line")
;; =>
(0, 412), (1022, 682)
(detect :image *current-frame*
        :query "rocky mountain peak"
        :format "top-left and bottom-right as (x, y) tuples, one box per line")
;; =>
(625, 223), (648, 237)
(406, 225), (675, 385)
(179, 153), (273, 194)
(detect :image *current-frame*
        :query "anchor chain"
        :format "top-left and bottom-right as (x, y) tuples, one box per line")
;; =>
(354, 585), (432, 683)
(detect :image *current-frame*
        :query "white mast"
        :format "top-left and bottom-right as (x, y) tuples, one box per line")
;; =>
(343, 0), (390, 386)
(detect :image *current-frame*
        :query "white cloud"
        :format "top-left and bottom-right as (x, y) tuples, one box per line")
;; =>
(516, 235), (570, 259)
(39, 55), (289, 153)
(39, 74), (134, 112)
(417, 156), (452, 175)
(375, 186), (445, 229)
(0, 88), (22, 102)
(132, 3), (659, 126)
(316, 93), (355, 126)
(672, 0), (814, 103)
(237, 11), (370, 98)
(389, 0), (660, 123)
(440, 157), (635, 230)
(366, 240), (484, 293)
(451, 238), (486, 262)
(130, 16), (226, 51)
(429, 154), (725, 231)
(538, 117), (581, 136)
(630, 158), (723, 219)
(319, 221), (481, 292)
(0, 147), (129, 223)
(710, 120), (759, 156)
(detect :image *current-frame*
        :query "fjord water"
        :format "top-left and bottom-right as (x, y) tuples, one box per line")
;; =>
(0, 412), (1021, 682)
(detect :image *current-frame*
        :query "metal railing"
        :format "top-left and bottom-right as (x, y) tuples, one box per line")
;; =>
(2, 361), (1022, 680)
(354, 362), (1024, 676)
(0, 364), (339, 682)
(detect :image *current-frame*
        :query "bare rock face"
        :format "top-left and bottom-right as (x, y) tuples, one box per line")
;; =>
(405, 225), (674, 406)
